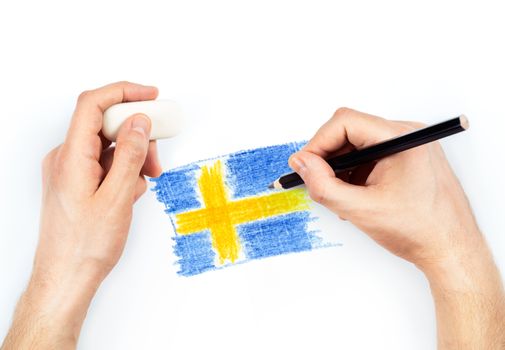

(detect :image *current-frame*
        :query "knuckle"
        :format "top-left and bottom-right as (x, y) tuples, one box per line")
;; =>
(41, 151), (56, 183)
(399, 124), (415, 133)
(396, 120), (426, 129)
(56, 147), (72, 167)
(41, 157), (49, 175)
(411, 121), (427, 129)
(333, 107), (352, 120)
(116, 80), (131, 86)
(51, 150), (70, 184)
(77, 90), (93, 104)
(397, 120), (427, 131)
(308, 182), (330, 205)
(41, 147), (57, 171)
(288, 153), (299, 168)
(391, 122), (416, 137)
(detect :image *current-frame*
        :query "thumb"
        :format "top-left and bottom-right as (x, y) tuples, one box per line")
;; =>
(99, 114), (151, 204)
(289, 150), (373, 213)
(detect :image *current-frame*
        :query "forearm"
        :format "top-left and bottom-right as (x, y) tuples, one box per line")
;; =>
(3, 82), (159, 349)
(2, 268), (100, 350)
(2, 292), (70, 349)
(420, 235), (505, 349)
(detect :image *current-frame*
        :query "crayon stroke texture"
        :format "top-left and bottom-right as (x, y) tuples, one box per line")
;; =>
(152, 142), (331, 276)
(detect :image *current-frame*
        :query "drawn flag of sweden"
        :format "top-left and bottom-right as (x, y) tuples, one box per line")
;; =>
(151, 142), (329, 276)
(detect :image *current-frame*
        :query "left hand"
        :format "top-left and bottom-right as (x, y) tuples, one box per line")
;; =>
(3, 81), (162, 348)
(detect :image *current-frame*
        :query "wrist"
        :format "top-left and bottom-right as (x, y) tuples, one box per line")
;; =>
(22, 261), (104, 343)
(416, 231), (505, 348)
(417, 233), (502, 296)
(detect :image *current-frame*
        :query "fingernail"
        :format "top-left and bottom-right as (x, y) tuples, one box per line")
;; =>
(131, 115), (150, 138)
(290, 156), (307, 178)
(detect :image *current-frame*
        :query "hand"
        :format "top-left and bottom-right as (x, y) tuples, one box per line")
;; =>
(289, 107), (480, 268)
(289, 107), (505, 348)
(2, 81), (162, 349)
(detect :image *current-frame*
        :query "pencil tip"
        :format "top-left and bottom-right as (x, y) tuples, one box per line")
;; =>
(269, 179), (282, 190)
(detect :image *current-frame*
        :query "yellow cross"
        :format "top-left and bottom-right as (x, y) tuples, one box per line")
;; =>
(175, 160), (310, 264)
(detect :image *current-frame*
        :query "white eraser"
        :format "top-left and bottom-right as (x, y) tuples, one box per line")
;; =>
(102, 100), (183, 141)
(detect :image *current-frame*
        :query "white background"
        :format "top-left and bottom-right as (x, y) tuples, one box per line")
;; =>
(1, 1), (504, 349)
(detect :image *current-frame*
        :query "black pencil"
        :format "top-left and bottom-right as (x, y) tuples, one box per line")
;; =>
(270, 115), (469, 190)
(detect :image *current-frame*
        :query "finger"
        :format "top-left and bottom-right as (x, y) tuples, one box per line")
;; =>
(64, 81), (158, 161)
(303, 107), (403, 158)
(393, 120), (427, 129)
(100, 142), (161, 178)
(289, 150), (374, 212)
(315, 141), (355, 159)
(134, 176), (148, 201)
(97, 114), (151, 204)
(291, 144), (373, 185)
(141, 141), (162, 178)
(304, 142), (355, 183)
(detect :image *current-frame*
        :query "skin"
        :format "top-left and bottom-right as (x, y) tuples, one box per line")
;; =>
(2, 82), (162, 349)
(289, 108), (505, 349)
(1, 86), (504, 349)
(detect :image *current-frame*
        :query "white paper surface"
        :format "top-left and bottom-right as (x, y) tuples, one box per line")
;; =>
(0, 1), (504, 349)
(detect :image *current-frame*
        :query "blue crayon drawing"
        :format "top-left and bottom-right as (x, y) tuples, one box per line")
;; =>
(151, 141), (336, 277)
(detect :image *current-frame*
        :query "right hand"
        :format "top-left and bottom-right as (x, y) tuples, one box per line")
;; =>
(289, 108), (483, 270)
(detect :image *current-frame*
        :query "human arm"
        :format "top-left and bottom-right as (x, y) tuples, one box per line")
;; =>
(1, 81), (162, 349)
(289, 108), (505, 349)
